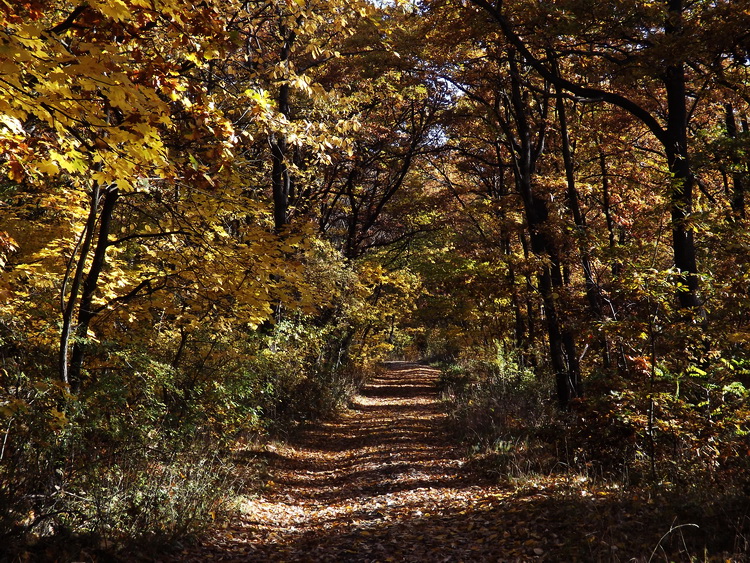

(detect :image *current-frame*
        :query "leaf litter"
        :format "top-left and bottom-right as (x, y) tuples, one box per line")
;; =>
(170, 362), (735, 562)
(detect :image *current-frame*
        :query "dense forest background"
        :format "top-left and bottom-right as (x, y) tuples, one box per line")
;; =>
(1, 0), (750, 557)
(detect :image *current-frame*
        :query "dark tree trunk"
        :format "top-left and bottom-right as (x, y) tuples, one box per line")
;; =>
(504, 237), (526, 350)
(725, 103), (746, 218)
(518, 231), (537, 355)
(271, 81), (291, 231)
(271, 26), (295, 232)
(60, 182), (101, 387)
(663, 0), (702, 312)
(558, 93), (609, 377)
(598, 147), (622, 277)
(506, 53), (581, 407)
(557, 92), (601, 319)
(68, 185), (119, 392)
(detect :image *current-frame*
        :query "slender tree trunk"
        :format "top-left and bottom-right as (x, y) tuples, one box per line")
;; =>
(725, 103), (746, 218)
(60, 181), (101, 387)
(68, 185), (119, 392)
(506, 53), (580, 406)
(557, 93), (610, 376)
(557, 92), (601, 318)
(537, 265), (573, 406)
(172, 328), (189, 369)
(271, 26), (295, 232)
(664, 0), (702, 312)
(271, 82), (291, 232)
(504, 237), (526, 350)
(598, 146), (622, 278)
(344, 172), (360, 259)
(519, 232), (537, 360)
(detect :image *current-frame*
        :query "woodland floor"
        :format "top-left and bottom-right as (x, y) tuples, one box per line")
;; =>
(170, 362), (745, 562)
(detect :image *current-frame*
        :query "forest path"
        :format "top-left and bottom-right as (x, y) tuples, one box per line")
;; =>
(173, 362), (658, 561)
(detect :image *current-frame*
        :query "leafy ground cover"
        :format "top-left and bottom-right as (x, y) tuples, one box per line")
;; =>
(167, 362), (748, 562)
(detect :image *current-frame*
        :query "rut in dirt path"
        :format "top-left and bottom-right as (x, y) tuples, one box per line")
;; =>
(177, 362), (576, 562)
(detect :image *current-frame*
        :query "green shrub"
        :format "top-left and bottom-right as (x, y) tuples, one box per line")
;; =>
(440, 342), (555, 459)
(0, 365), (244, 558)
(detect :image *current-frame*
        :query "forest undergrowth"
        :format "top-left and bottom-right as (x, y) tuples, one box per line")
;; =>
(436, 342), (750, 560)
(2, 344), (749, 561)
(0, 316), (374, 562)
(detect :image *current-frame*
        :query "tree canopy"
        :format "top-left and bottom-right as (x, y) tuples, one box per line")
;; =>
(1, 0), (750, 555)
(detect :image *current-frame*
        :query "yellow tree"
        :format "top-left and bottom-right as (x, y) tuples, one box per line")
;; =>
(0, 0), (284, 390)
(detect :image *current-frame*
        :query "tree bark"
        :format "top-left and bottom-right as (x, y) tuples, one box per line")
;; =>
(557, 92), (601, 319)
(505, 52), (581, 406)
(68, 185), (119, 392)
(663, 0), (701, 310)
(60, 181), (101, 387)
(598, 146), (622, 277)
(725, 103), (746, 218)
(271, 26), (295, 232)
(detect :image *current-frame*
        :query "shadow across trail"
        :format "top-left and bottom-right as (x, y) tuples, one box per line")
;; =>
(178, 361), (521, 561)
(172, 362), (724, 562)
(258, 362), (469, 504)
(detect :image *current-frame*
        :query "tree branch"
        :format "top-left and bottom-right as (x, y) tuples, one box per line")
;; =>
(48, 4), (89, 35)
(468, 0), (669, 146)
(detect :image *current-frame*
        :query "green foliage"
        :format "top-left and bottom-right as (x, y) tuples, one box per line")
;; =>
(0, 227), (417, 552)
(571, 349), (750, 487)
(0, 365), (242, 555)
(439, 338), (750, 490)
(439, 342), (558, 475)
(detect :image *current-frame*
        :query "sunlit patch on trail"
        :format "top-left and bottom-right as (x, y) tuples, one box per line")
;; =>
(171, 362), (681, 561)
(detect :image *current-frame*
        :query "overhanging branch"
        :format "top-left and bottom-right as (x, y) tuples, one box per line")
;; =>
(468, 0), (669, 147)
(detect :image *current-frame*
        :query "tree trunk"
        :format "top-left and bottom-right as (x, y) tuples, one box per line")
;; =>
(518, 231), (537, 359)
(725, 103), (746, 218)
(506, 52), (581, 406)
(663, 0), (703, 312)
(504, 237), (526, 350)
(271, 26), (295, 232)
(664, 71), (701, 310)
(68, 185), (119, 392)
(557, 92), (601, 318)
(60, 181), (101, 387)
(598, 146), (622, 277)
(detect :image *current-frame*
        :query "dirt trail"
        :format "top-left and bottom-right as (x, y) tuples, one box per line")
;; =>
(174, 362), (550, 561)
(172, 362), (673, 561)
(238, 361), (482, 561)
